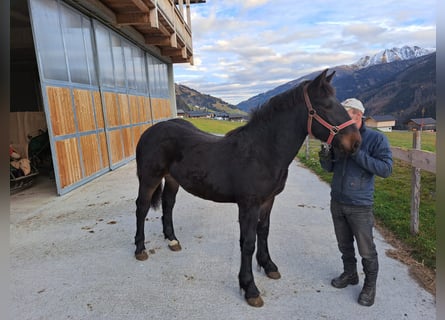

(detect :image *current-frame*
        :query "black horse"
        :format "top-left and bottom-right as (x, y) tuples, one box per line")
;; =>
(134, 69), (361, 307)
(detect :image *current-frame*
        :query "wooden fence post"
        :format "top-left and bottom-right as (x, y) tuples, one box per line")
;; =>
(410, 130), (421, 235)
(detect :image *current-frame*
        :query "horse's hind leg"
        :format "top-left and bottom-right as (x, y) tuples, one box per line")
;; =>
(256, 197), (281, 279)
(162, 175), (181, 251)
(134, 181), (160, 261)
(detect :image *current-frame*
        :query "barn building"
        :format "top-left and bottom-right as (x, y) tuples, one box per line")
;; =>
(406, 118), (436, 132)
(364, 115), (396, 132)
(10, 0), (205, 195)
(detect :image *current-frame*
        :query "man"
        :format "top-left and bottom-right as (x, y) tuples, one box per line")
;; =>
(319, 98), (393, 306)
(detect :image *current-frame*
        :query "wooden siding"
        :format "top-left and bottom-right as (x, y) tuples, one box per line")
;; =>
(138, 96), (152, 123)
(128, 95), (140, 124)
(55, 137), (82, 187)
(366, 119), (395, 128)
(118, 93), (131, 125)
(44, 88), (162, 188)
(151, 98), (171, 120)
(46, 87), (113, 189)
(122, 127), (134, 158)
(80, 134), (102, 176)
(46, 86), (76, 136)
(102, 92), (157, 166)
(73, 89), (96, 132)
(108, 129), (124, 164)
(99, 132), (109, 168)
(94, 91), (105, 128)
(104, 92), (120, 127)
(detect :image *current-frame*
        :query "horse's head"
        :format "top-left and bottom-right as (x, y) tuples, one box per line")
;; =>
(303, 69), (361, 155)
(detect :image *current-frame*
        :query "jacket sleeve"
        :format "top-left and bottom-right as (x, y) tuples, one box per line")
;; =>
(351, 134), (393, 178)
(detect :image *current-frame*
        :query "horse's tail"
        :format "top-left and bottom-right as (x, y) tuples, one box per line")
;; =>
(150, 181), (163, 210)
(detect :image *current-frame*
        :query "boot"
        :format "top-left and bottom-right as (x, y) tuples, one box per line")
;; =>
(358, 258), (378, 306)
(358, 282), (376, 306)
(331, 271), (359, 288)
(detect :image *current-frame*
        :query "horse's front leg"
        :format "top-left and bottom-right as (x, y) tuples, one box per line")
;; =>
(162, 175), (181, 251)
(256, 197), (281, 279)
(238, 203), (263, 307)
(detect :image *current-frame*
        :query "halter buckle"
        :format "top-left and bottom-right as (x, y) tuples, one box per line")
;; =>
(330, 126), (339, 135)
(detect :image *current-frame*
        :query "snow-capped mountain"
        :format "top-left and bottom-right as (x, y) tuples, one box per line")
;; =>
(352, 46), (435, 69)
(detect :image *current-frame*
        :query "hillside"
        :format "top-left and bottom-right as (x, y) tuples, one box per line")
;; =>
(175, 83), (246, 115)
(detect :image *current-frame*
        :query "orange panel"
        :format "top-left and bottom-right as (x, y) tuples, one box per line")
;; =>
(142, 123), (151, 133)
(137, 96), (151, 123)
(93, 91), (105, 129)
(108, 130), (123, 164)
(122, 127), (134, 158)
(161, 99), (167, 118)
(132, 126), (141, 147)
(165, 100), (172, 117)
(99, 132), (109, 168)
(158, 99), (164, 119)
(136, 96), (145, 123)
(80, 134), (102, 177)
(73, 89), (95, 132)
(146, 97), (153, 122)
(128, 95), (140, 124)
(55, 138), (82, 187)
(118, 93), (130, 125)
(151, 98), (160, 120)
(104, 92), (119, 127)
(46, 86), (75, 136)
(162, 99), (171, 118)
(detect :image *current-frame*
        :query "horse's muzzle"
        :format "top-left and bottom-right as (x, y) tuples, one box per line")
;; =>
(337, 132), (361, 156)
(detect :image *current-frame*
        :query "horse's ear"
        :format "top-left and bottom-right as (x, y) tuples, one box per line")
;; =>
(309, 69), (329, 89)
(326, 70), (336, 83)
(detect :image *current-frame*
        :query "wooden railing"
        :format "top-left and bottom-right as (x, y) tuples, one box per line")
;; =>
(391, 131), (436, 235)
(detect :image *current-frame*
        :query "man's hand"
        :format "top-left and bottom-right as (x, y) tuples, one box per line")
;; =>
(318, 143), (333, 160)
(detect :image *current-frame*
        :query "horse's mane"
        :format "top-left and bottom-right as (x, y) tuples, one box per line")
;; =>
(225, 83), (304, 137)
(225, 78), (335, 137)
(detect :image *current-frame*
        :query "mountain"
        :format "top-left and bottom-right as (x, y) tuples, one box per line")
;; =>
(175, 83), (246, 115)
(351, 45), (434, 69)
(350, 52), (436, 123)
(236, 47), (436, 127)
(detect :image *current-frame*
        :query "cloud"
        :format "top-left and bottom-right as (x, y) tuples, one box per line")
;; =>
(174, 1), (436, 105)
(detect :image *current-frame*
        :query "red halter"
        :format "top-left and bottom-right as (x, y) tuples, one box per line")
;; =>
(303, 84), (356, 145)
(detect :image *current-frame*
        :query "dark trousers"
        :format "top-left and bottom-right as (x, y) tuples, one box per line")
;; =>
(330, 200), (379, 285)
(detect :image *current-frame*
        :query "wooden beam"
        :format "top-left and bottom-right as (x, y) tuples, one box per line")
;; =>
(149, 7), (159, 28)
(72, 0), (117, 24)
(145, 35), (171, 46)
(162, 46), (187, 58)
(130, 0), (150, 13)
(116, 13), (151, 25)
(391, 147), (436, 174)
(169, 33), (178, 48)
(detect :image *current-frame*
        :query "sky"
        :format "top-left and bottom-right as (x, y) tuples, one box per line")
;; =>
(173, 0), (436, 105)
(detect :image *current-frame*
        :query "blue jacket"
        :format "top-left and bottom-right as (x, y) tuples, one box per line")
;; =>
(320, 124), (393, 206)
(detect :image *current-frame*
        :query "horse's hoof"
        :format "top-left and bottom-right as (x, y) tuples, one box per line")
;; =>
(267, 271), (281, 280)
(168, 239), (182, 251)
(135, 250), (148, 261)
(246, 296), (264, 307)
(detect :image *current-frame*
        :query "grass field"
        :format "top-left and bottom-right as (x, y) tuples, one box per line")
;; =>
(184, 118), (436, 271)
(185, 118), (245, 135)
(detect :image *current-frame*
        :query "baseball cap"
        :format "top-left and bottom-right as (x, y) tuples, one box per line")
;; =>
(341, 98), (365, 113)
